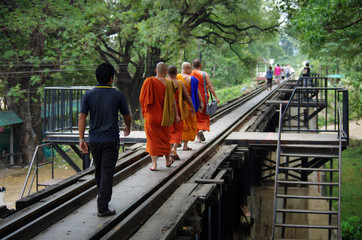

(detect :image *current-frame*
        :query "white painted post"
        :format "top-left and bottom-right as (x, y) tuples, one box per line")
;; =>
(0, 187), (5, 205)
(10, 125), (14, 165)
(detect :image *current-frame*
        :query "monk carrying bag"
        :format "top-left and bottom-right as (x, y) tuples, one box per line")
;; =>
(203, 73), (217, 116)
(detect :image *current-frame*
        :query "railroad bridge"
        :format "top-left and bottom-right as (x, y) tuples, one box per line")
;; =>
(0, 76), (348, 240)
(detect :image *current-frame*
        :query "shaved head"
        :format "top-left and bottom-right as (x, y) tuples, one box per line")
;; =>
(156, 62), (167, 77)
(192, 59), (201, 68)
(182, 62), (192, 70)
(167, 65), (177, 77)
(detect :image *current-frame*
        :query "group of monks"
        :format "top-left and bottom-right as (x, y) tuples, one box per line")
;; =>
(139, 59), (220, 171)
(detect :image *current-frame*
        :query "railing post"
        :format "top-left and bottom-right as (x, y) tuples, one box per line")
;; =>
(69, 89), (73, 132)
(271, 103), (283, 239)
(43, 88), (47, 136)
(342, 90), (349, 144)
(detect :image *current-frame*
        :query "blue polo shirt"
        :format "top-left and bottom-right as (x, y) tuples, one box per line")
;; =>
(80, 85), (129, 142)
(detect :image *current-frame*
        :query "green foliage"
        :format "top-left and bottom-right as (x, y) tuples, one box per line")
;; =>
(341, 216), (362, 240)
(215, 82), (254, 105)
(280, 0), (362, 119)
(0, 0), (283, 97)
(328, 140), (362, 220)
(7, 84), (26, 101)
(29, 75), (41, 86)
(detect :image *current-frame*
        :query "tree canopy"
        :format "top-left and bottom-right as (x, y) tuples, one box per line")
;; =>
(0, 0), (281, 163)
(280, 0), (361, 118)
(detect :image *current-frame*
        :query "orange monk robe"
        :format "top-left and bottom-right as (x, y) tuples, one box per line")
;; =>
(139, 77), (171, 156)
(191, 70), (210, 132)
(177, 74), (198, 141)
(169, 81), (184, 144)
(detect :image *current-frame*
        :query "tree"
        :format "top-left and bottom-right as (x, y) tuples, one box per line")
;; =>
(280, 0), (362, 118)
(0, 0), (281, 164)
(87, 0), (281, 118)
(0, 0), (100, 164)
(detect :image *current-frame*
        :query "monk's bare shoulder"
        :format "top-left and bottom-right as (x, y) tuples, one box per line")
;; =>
(182, 73), (191, 84)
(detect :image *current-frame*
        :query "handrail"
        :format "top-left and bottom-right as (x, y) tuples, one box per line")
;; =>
(337, 101), (343, 239)
(281, 87), (344, 118)
(270, 103), (283, 239)
(271, 81), (347, 239)
(280, 86), (347, 135)
(20, 143), (52, 199)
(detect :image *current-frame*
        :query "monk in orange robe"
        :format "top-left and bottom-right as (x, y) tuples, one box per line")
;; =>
(139, 62), (180, 171)
(191, 59), (220, 142)
(177, 62), (204, 150)
(168, 65), (195, 159)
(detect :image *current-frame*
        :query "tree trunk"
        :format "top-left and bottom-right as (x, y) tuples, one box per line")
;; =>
(6, 74), (42, 165)
(4, 30), (46, 164)
(114, 47), (163, 122)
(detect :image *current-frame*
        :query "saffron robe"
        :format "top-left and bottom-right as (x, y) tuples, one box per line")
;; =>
(161, 79), (176, 127)
(170, 80), (184, 144)
(191, 70), (210, 132)
(139, 76), (171, 155)
(177, 74), (198, 142)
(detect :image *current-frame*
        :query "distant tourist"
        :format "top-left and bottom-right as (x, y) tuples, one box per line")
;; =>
(302, 63), (311, 77)
(265, 66), (274, 91)
(289, 66), (295, 78)
(274, 64), (281, 84)
(281, 64), (286, 80)
(79, 62), (132, 217)
(286, 64), (291, 78)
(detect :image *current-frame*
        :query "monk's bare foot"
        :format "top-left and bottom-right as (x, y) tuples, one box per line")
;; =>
(171, 148), (178, 156)
(197, 131), (205, 141)
(166, 156), (175, 167)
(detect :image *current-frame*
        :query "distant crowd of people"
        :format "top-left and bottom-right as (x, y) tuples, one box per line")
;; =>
(78, 60), (220, 216)
(265, 64), (296, 91)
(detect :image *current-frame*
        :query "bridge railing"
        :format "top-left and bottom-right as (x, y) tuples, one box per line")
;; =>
(296, 76), (328, 88)
(281, 87), (349, 141)
(43, 87), (92, 136)
(43, 87), (126, 139)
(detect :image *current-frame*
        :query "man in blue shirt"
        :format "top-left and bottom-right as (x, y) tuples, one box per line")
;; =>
(78, 63), (131, 217)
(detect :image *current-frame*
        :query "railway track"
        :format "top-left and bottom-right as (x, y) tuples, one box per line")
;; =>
(0, 81), (286, 240)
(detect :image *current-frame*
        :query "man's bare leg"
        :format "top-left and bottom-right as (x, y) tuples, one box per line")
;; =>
(171, 143), (179, 157)
(150, 155), (158, 170)
(165, 154), (175, 167)
(183, 141), (192, 150)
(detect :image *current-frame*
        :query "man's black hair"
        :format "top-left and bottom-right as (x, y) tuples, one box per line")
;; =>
(167, 65), (177, 76)
(306, 63), (310, 67)
(95, 63), (115, 85)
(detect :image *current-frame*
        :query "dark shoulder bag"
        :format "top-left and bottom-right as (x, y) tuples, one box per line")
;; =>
(203, 72), (217, 116)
